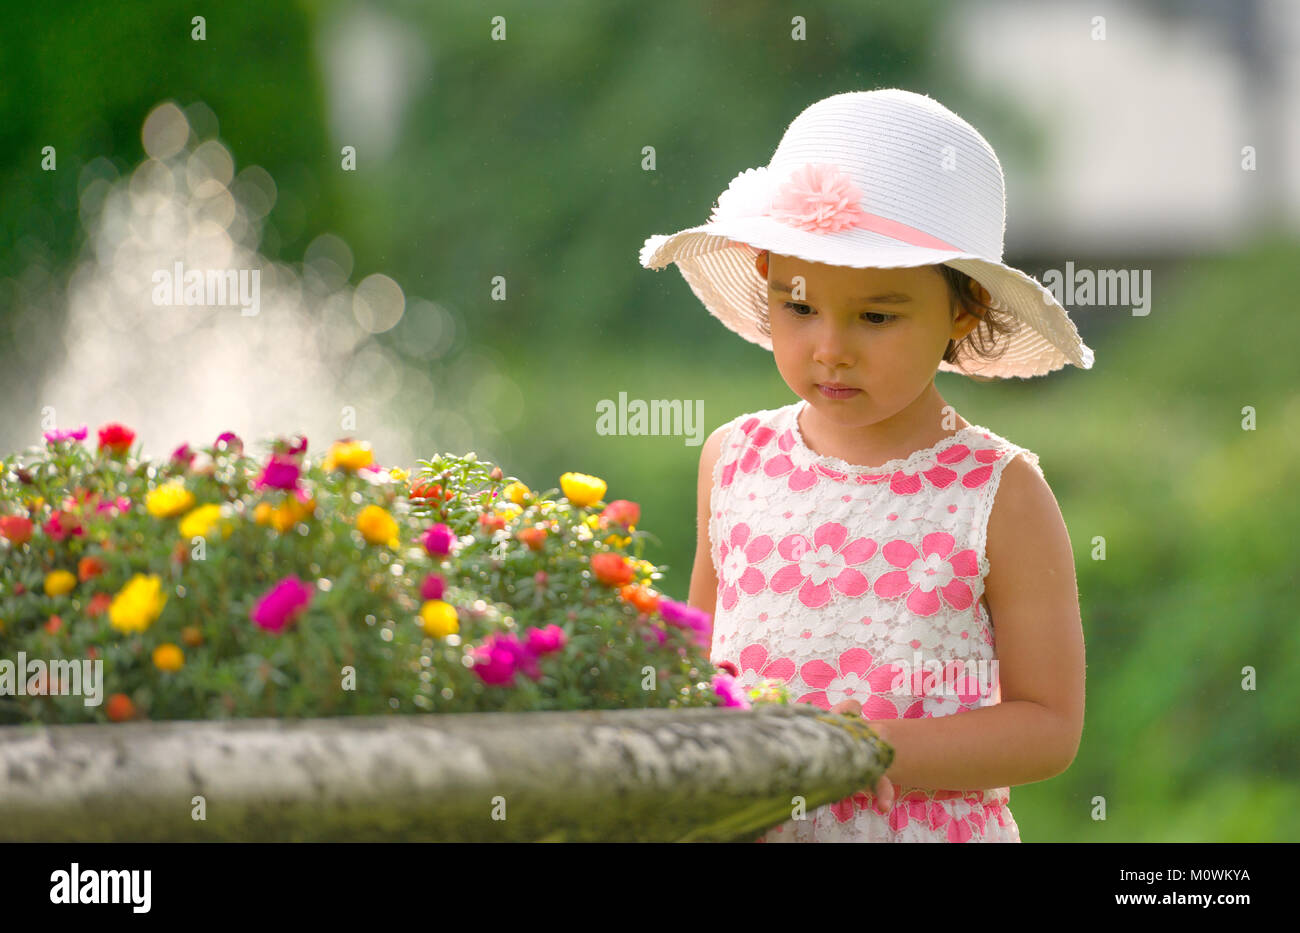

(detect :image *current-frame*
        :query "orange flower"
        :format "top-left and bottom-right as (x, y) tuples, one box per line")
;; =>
(45, 615), (63, 634)
(619, 583), (661, 614)
(517, 526), (548, 551)
(479, 512), (506, 534)
(590, 552), (634, 587)
(78, 555), (106, 582)
(106, 693), (136, 722)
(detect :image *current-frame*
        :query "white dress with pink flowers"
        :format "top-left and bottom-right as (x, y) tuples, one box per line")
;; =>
(708, 400), (1041, 843)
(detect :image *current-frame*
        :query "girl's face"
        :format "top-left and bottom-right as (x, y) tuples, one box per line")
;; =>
(761, 251), (982, 429)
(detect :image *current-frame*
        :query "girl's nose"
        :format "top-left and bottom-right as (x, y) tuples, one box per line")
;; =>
(811, 327), (855, 368)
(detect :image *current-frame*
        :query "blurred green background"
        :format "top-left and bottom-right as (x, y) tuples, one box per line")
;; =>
(1, 0), (1296, 841)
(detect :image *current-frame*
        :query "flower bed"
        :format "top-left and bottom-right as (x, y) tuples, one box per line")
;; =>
(0, 423), (789, 724)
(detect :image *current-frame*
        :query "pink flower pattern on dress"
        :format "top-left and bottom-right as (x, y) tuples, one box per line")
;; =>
(717, 523), (774, 611)
(872, 532), (980, 616)
(738, 643), (796, 684)
(762, 429), (819, 492)
(797, 647), (902, 718)
(769, 163), (874, 234)
(770, 521), (875, 608)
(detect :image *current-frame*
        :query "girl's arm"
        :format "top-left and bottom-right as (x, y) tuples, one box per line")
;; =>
(687, 424), (728, 629)
(867, 455), (1086, 790)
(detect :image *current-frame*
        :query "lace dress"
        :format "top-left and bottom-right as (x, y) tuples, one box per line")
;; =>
(708, 400), (1041, 842)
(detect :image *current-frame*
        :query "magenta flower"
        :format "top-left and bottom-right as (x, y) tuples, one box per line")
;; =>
(250, 575), (314, 633)
(525, 624), (566, 656)
(471, 633), (541, 685)
(657, 598), (712, 648)
(769, 163), (873, 234)
(43, 425), (88, 444)
(214, 431), (243, 454)
(43, 511), (84, 542)
(254, 454), (302, 492)
(712, 672), (752, 709)
(422, 523), (456, 557)
(171, 443), (196, 468)
(420, 573), (445, 601)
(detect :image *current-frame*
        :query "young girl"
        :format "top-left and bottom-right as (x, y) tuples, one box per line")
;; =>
(640, 89), (1090, 842)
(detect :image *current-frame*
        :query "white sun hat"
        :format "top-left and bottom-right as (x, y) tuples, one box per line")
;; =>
(639, 88), (1095, 379)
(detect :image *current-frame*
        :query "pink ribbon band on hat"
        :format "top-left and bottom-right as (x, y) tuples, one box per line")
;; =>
(715, 161), (962, 253)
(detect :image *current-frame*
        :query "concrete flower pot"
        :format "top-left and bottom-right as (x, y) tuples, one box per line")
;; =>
(0, 704), (891, 842)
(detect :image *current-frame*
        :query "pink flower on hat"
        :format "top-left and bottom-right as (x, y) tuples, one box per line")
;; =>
(769, 163), (873, 234)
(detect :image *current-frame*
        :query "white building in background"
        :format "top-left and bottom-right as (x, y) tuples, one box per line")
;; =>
(941, 0), (1300, 254)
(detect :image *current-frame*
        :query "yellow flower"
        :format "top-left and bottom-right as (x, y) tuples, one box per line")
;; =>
(603, 533), (631, 548)
(179, 503), (227, 539)
(495, 502), (523, 520)
(584, 514), (600, 530)
(324, 440), (374, 472)
(43, 569), (77, 597)
(419, 600), (459, 638)
(152, 643), (184, 672)
(389, 467), (409, 482)
(146, 481), (196, 518)
(503, 481), (530, 505)
(357, 504), (399, 546)
(25, 496), (45, 512)
(560, 472), (606, 508)
(109, 574), (167, 634)
(253, 502), (273, 525)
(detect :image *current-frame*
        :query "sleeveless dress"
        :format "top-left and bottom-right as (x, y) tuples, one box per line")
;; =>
(708, 400), (1043, 843)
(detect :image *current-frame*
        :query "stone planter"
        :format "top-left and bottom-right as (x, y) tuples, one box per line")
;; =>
(0, 704), (891, 842)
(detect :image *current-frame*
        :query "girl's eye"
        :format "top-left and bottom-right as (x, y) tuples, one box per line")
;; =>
(782, 302), (894, 325)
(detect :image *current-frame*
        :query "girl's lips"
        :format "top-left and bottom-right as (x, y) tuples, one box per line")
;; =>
(817, 384), (861, 399)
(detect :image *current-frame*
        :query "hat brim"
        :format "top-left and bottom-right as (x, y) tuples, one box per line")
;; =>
(640, 219), (1094, 379)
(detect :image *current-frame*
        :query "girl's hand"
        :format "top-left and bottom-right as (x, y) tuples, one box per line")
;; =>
(829, 698), (896, 809)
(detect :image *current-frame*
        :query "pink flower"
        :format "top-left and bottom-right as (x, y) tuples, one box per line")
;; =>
(171, 443), (196, 468)
(420, 573), (445, 601)
(657, 597), (712, 648)
(769, 163), (873, 234)
(872, 532), (980, 616)
(42, 511), (84, 542)
(712, 672), (751, 709)
(525, 624), (566, 656)
(769, 522), (875, 609)
(717, 523), (773, 611)
(422, 523), (456, 557)
(214, 431), (243, 454)
(43, 425), (88, 444)
(94, 496), (132, 517)
(250, 575), (314, 633)
(254, 454), (301, 492)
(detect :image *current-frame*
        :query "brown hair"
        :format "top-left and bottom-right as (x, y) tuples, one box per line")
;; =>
(753, 256), (1016, 375)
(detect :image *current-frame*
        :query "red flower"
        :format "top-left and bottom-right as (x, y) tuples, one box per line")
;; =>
(590, 552), (634, 587)
(97, 422), (135, 456)
(86, 592), (113, 618)
(0, 515), (33, 545)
